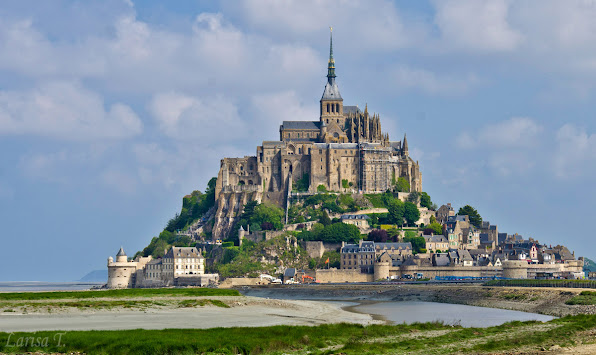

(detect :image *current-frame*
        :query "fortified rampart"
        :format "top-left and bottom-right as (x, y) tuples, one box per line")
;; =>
(315, 268), (374, 283)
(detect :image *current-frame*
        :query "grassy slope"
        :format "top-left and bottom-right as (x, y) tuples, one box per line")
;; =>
(0, 315), (595, 354)
(0, 288), (240, 301)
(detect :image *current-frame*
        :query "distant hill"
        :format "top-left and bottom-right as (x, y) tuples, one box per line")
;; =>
(583, 257), (596, 273)
(78, 270), (107, 282)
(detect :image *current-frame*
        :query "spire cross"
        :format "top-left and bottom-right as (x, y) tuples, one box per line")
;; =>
(327, 26), (336, 81)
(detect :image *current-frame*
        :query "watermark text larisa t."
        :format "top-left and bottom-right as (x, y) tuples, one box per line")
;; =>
(6, 332), (66, 348)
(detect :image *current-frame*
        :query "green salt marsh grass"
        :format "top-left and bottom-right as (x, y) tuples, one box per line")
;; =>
(0, 288), (240, 301)
(1, 315), (594, 354)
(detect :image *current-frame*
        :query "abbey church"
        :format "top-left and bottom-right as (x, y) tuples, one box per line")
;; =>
(213, 30), (421, 238)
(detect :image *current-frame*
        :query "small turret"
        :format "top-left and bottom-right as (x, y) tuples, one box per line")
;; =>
(116, 246), (127, 262)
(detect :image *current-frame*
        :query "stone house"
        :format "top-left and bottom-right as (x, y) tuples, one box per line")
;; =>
(341, 240), (412, 273)
(436, 203), (455, 224)
(424, 235), (448, 253)
(340, 214), (370, 231)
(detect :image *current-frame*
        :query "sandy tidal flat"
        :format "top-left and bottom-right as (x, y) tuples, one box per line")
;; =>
(0, 297), (377, 332)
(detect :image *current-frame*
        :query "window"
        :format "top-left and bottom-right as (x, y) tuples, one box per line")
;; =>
(327, 103), (330, 112)
(336, 103), (339, 113)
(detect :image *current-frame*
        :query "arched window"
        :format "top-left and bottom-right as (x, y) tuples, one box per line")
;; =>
(331, 104), (335, 113)
(336, 103), (339, 113)
(327, 103), (330, 113)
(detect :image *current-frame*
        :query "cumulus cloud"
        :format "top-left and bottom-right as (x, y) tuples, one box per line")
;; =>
(455, 117), (543, 178)
(232, 0), (413, 51)
(149, 92), (245, 142)
(457, 117), (542, 149)
(554, 124), (596, 178)
(392, 65), (479, 95)
(251, 91), (318, 132)
(0, 81), (142, 140)
(433, 0), (523, 52)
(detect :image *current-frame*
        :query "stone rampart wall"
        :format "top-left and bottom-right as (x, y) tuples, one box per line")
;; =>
(315, 268), (374, 283)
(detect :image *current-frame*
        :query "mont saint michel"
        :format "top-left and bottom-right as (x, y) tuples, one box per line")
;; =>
(3, 2), (596, 354)
(213, 30), (421, 239)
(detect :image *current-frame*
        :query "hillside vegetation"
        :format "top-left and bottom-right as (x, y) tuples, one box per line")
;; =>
(134, 178), (217, 258)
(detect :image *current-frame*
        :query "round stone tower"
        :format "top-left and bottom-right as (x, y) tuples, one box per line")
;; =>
(107, 247), (136, 289)
(374, 260), (390, 281)
(502, 260), (528, 279)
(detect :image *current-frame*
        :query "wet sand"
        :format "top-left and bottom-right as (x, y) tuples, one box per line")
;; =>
(0, 297), (378, 332)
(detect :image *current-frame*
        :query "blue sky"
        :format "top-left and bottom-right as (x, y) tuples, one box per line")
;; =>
(1, 0), (596, 281)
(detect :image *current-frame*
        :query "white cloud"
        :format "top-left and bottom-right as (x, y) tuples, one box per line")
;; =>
(233, 0), (412, 50)
(455, 117), (543, 178)
(554, 124), (596, 178)
(251, 91), (318, 126)
(392, 65), (479, 95)
(0, 81), (142, 140)
(457, 117), (542, 149)
(433, 0), (522, 52)
(149, 92), (245, 141)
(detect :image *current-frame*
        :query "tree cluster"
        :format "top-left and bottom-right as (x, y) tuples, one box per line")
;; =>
(298, 222), (361, 244)
(457, 205), (483, 228)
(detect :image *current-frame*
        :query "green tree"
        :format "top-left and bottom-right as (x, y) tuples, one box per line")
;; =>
(395, 177), (410, 192)
(404, 230), (418, 239)
(429, 215), (437, 224)
(428, 222), (443, 235)
(341, 179), (349, 189)
(420, 192), (432, 209)
(310, 223), (361, 243)
(403, 235), (426, 254)
(293, 173), (310, 192)
(319, 210), (332, 226)
(458, 205), (483, 228)
(403, 202), (420, 226)
(317, 184), (328, 193)
(407, 191), (420, 204)
(387, 198), (404, 225)
(252, 203), (285, 230)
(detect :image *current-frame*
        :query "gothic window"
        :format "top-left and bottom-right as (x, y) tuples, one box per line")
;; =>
(331, 104), (335, 113)
(336, 103), (339, 113)
(327, 103), (330, 112)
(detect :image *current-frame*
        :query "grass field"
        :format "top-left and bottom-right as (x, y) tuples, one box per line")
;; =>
(566, 291), (596, 305)
(0, 288), (240, 301)
(1, 315), (595, 354)
(484, 279), (596, 289)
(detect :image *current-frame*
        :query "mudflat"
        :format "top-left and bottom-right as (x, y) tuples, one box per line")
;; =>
(0, 296), (376, 332)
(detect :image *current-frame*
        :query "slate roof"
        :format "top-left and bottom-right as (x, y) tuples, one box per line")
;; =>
(433, 254), (451, 267)
(116, 247), (126, 257)
(321, 81), (342, 100)
(343, 105), (360, 115)
(375, 242), (412, 250)
(341, 214), (370, 220)
(165, 247), (203, 259)
(281, 121), (321, 130)
(284, 268), (296, 278)
(424, 235), (447, 243)
(262, 141), (285, 147)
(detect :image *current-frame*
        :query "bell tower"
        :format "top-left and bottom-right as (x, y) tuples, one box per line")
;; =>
(320, 27), (343, 126)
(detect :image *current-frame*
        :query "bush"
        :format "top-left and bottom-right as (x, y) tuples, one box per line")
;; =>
(368, 229), (388, 242)
(317, 184), (328, 193)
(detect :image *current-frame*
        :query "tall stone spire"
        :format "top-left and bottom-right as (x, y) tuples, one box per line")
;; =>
(327, 27), (336, 84)
(403, 133), (409, 155)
